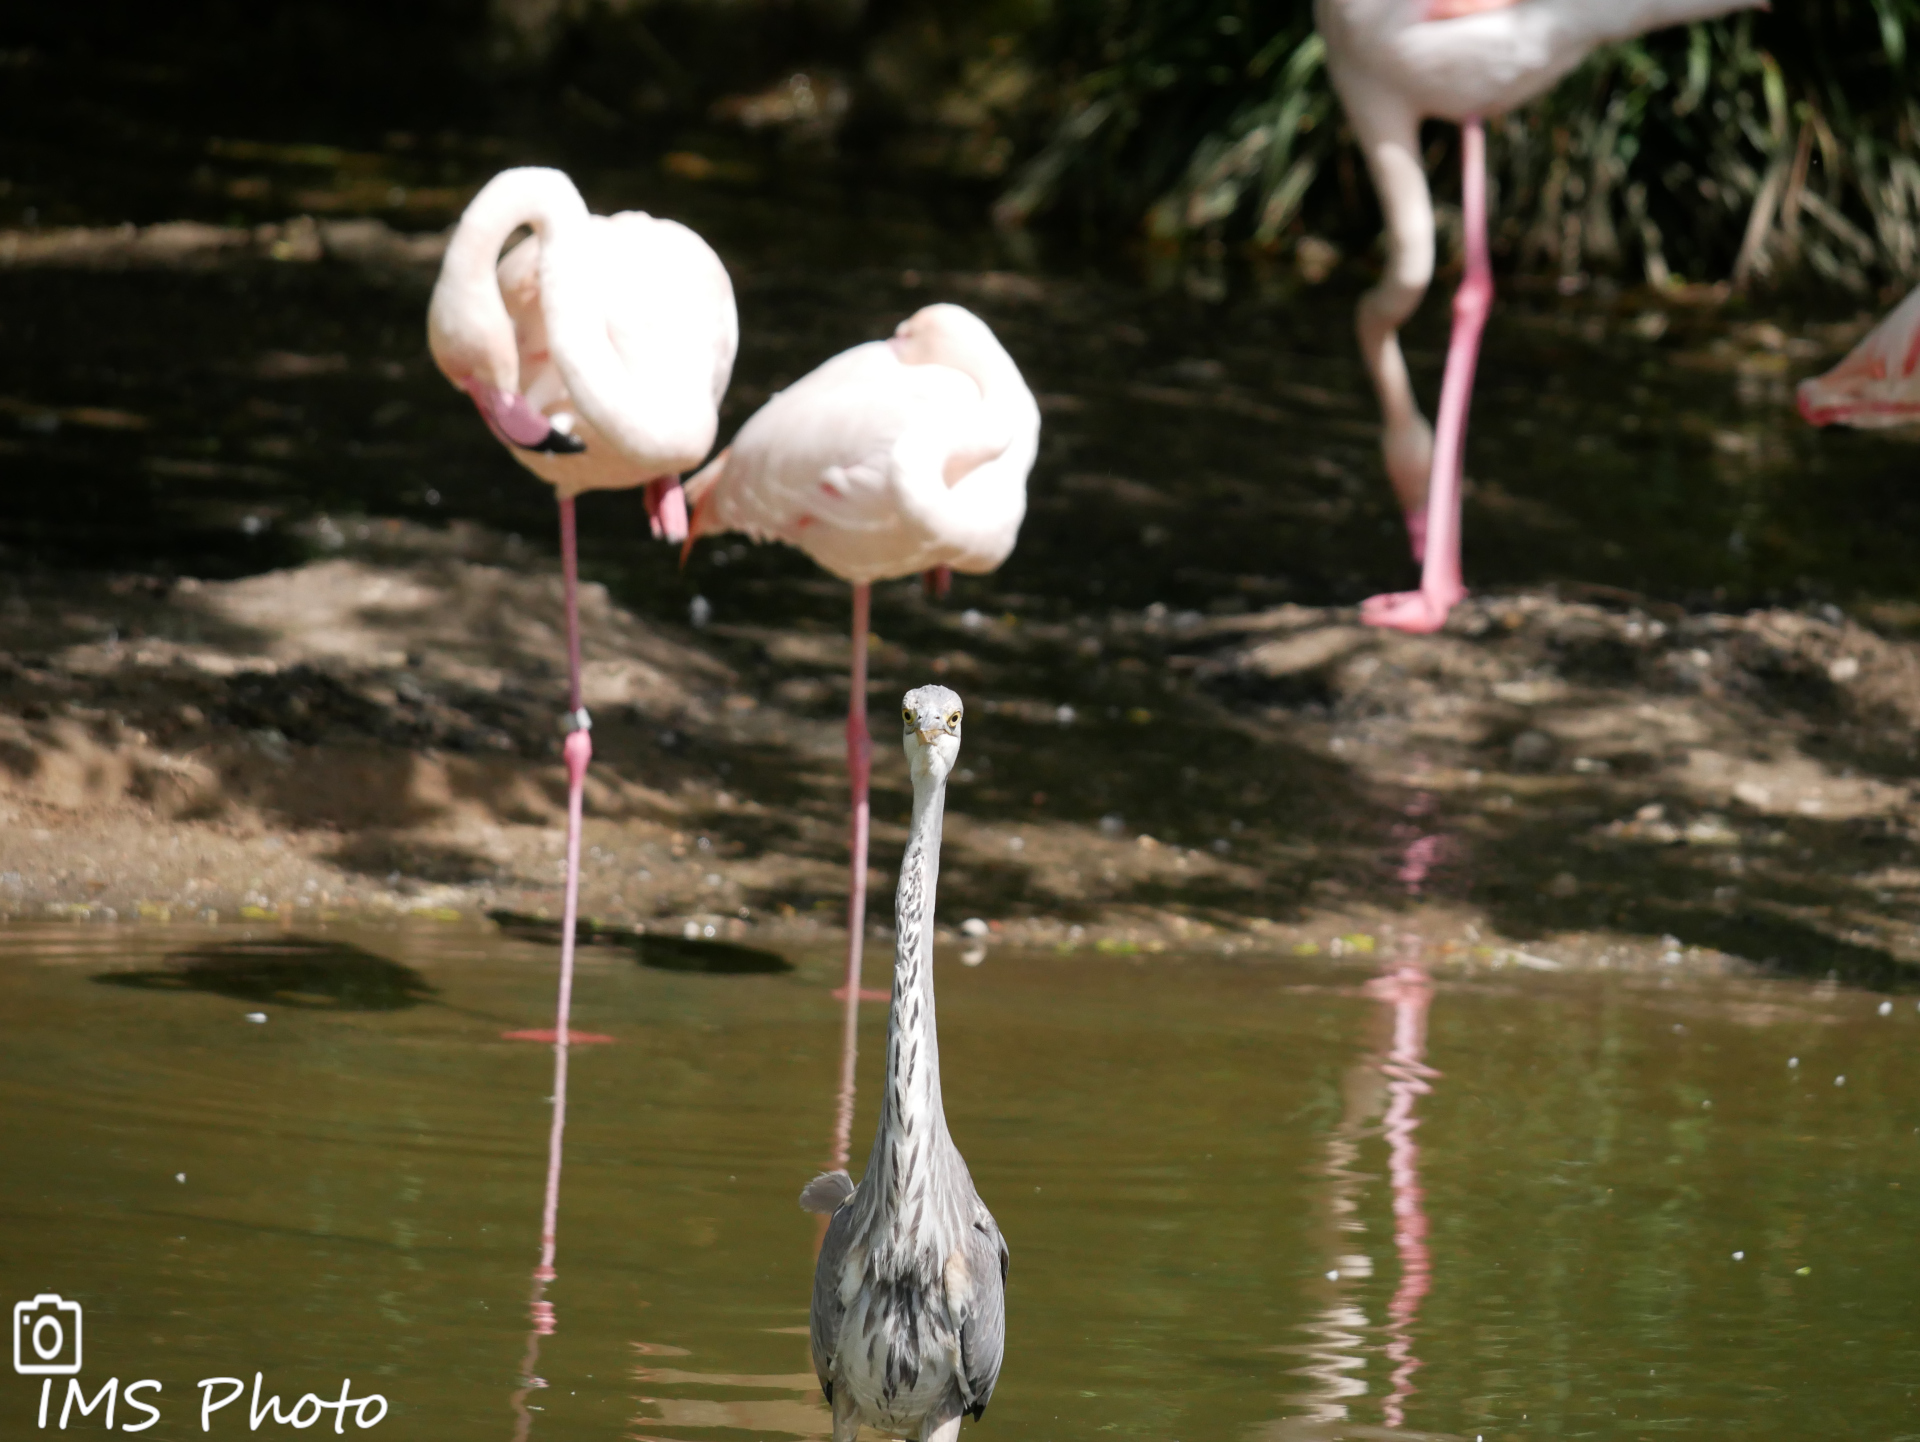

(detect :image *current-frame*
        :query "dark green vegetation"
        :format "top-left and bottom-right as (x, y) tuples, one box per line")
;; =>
(1008, 0), (1920, 291)
(9, 2), (1920, 289)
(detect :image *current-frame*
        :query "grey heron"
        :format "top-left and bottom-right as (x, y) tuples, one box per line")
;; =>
(800, 684), (1009, 1442)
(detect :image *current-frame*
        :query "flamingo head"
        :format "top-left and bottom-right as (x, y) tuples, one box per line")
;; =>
(900, 684), (964, 786)
(889, 304), (1003, 372)
(428, 259), (584, 455)
(458, 377), (586, 453)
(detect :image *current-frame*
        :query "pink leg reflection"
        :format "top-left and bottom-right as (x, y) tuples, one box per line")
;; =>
(815, 933), (862, 1259)
(1373, 791), (1442, 1427)
(509, 927), (576, 1438)
(1367, 946), (1436, 1429)
(1275, 796), (1443, 1436)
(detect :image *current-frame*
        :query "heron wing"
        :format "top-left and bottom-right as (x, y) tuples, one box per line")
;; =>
(799, 1169), (855, 1214)
(959, 1207), (1009, 1419)
(809, 1189), (858, 1400)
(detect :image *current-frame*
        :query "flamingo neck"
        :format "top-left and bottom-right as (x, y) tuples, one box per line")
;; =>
(430, 168), (589, 394)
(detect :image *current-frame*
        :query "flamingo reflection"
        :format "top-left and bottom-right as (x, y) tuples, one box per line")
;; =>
(1374, 793), (1442, 1429)
(1369, 947), (1435, 1428)
(1263, 800), (1442, 1439)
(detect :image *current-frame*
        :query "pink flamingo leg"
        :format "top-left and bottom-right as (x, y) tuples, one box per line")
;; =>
(509, 494), (592, 1437)
(831, 584), (881, 1015)
(819, 593), (873, 1255)
(555, 493), (591, 1058)
(1363, 116), (1491, 634)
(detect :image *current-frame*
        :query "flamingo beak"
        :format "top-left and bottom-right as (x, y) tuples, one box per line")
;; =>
(463, 378), (584, 453)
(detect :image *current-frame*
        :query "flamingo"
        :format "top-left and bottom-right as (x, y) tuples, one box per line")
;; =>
(1797, 284), (1920, 428)
(1316, 0), (1766, 633)
(428, 166), (737, 1047)
(682, 302), (1037, 1034)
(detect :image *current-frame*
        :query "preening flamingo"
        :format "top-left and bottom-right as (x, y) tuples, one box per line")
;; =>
(1798, 284), (1920, 428)
(1316, 0), (1765, 633)
(428, 166), (737, 1050)
(683, 303), (1037, 1036)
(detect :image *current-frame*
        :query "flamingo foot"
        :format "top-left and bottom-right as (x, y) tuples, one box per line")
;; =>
(1403, 507), (1428, 563)
(502, 1028), (616, 1044)
(645, 479), (689, 543)
(1360, 586), (1466, 634)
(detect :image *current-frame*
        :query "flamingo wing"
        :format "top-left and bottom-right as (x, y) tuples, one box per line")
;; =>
(536, 214), (734, 481)
(603, 213), (739, 419)
(695, 341), (1001, 582)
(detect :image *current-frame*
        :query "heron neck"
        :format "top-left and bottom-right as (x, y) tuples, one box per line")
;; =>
(868, 770), (951, 1209)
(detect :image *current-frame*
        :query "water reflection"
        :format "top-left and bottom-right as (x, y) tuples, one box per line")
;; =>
(1267, 938), (1441, 1439)
(508, 969), (577, 1439)
(1370, 949), (1436, 1430)
(487, 910), (794, 974)
(9, 922), (1920, 1441)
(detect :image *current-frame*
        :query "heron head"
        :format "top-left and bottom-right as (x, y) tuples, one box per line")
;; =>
(900, 684), (964, 785)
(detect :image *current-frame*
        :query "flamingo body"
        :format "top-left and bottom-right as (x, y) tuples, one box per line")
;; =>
(687, 304), (1037, 585)
(1321, 0), (1760, 126)
(492, 211), (737, 500)
(1798, 285), (1920, 429)
(429, 167), (737, 529)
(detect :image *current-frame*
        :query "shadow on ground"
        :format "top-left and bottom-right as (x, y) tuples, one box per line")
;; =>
(7, 208), (1920, 983)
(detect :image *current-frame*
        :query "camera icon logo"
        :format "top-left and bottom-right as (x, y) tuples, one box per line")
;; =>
(13, 1295), (83, 1376)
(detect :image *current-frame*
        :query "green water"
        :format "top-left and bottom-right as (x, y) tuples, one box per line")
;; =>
(2, 921), (1915, 1439)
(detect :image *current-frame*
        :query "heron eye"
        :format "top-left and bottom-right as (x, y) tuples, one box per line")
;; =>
(948, 711), (962, 727)
(902, 709), (915, 725)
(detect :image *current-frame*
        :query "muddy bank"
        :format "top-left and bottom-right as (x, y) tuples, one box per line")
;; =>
(4, 512), (1918, 990)
(5, 203), (1920, 988)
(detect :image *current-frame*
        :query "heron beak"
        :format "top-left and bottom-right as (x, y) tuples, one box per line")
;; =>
(916, 727), (943, 746)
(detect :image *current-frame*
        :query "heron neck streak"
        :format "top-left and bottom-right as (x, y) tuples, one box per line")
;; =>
(865, 771), (951, 1235)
